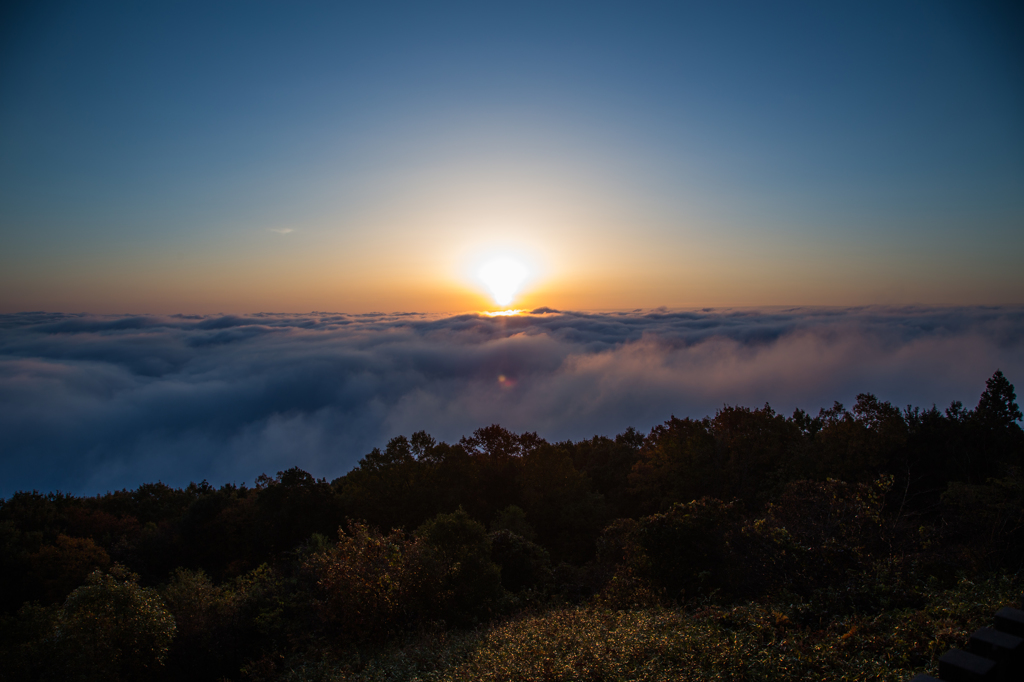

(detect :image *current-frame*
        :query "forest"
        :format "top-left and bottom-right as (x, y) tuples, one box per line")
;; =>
(1, 370), (1022, 682)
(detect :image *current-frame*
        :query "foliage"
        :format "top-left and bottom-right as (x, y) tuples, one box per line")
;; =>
(941, 468), (1024, 571)
(630, 497), (745, 601)
(46, 565), (176, 682)
(161, 567), (230, 679)
(265, 575), (1018, 682)
(488, 505), (536, 540)
(488, 529), (552, 592)
(976, 369), (1023, 430)
(0, 370), (1022, 681)
(441, 577), (1020, 682)
(416, 509), (504, 623)
(27, 533), (110, 604)
(302, 523), (432, 642)
(158, 563), (291, 682)
(518, 444), (607, 562)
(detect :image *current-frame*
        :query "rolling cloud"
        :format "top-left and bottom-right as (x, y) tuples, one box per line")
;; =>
(1, 306), (1022, 497)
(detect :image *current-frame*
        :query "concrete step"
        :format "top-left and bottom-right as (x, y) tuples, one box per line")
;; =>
(938, 648), (997, 682)
(995, 608), (1024, 639)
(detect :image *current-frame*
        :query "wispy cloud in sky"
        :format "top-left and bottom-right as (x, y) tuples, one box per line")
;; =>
(1, 307), (1021, 497)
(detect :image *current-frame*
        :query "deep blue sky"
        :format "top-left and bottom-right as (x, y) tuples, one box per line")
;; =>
(1, 1), (1022, 312)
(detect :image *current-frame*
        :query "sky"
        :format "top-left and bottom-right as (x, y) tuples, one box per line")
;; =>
(1, 0), (1022, 313)
(1, 2), (1023, 495)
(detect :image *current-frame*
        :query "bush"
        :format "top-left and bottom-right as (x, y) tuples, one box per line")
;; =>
(27, 534), (110, 604)
(48, 564), (176, 682)
(604, 498), (744, 604)
(417, 509), (504, 623)
(488, 530), (551, 592)
(489, 505), (536, 541)
(303, 523), (432, 641)
(161, 567), (231, 680)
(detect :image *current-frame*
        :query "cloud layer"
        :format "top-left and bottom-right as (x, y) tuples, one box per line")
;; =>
(2, 306), (1022, 497)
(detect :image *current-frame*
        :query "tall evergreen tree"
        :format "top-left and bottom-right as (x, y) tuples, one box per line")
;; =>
(975, 369), (1023, 430)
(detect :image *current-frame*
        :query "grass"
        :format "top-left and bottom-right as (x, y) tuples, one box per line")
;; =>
(273, 575), (1021, 682)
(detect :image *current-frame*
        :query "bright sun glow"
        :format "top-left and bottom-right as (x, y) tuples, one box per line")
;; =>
(479, 257), (529, 307)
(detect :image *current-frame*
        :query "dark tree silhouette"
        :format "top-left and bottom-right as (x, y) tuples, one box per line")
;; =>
(975, 369), (1023, 430)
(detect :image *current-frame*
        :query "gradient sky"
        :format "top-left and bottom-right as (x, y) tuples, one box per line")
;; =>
(1, 1), (1022, 314)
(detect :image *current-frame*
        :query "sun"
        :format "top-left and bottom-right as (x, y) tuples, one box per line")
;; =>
(479, 257), (529, 307)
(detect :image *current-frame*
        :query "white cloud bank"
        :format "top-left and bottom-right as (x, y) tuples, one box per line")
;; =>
(1, 306), (1021, 496)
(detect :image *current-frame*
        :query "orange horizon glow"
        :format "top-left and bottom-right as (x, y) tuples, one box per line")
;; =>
(2, 223), (1022, 315)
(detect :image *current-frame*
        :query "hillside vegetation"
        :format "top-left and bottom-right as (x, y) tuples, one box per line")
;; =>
(1, 370), (1022, 681)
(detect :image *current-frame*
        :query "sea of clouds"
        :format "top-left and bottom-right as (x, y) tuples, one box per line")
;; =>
(1, 306), (1022, 497)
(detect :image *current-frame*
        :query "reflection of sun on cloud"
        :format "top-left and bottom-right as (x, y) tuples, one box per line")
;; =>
(484, 309), (523, 317)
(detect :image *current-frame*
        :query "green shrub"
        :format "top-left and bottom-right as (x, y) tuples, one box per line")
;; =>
(602, 498), (744, 604)
(303, 523), (431, 642)
(489, 505), (536, 541)
(488, 530), (551, 592)
(417, 509), (504, 623)
(49, 564), (176, 682)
